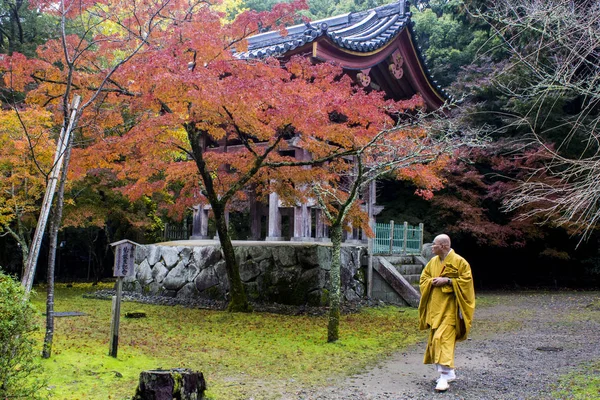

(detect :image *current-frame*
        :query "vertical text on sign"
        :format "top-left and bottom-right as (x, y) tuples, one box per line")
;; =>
(114, 242), (135, 277)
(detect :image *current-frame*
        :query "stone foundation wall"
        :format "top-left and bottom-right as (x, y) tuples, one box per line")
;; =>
(124, 243), (366, 306)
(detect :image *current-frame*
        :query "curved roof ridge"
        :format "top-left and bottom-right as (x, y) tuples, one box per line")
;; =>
(235, 1), (409, 60)
(344, 15), (400, 41)
(333, 11), (378, 36)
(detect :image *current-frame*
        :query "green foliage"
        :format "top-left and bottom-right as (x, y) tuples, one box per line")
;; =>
(0, 270), (45, 399)
(311, 0), (396, 19)
(0, 0), (58, 57)
(240, 0), (397, 23)
(411, 5), (502, 87)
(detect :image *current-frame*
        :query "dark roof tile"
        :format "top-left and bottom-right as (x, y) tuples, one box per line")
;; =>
(236, 1), (409, 59)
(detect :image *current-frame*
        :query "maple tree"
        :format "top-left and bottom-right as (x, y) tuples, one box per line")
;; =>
(1, 0), (180, 358)
(0, 107), (55, 274)
(304, 103), (482, 341)
(72, 0), (429, 312)
(1, 0), (488, 321)
(66, 0), (480, 315)
(3, 0), (178, 294)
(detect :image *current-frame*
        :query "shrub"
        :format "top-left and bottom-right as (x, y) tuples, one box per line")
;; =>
(0, 270), (45, 398)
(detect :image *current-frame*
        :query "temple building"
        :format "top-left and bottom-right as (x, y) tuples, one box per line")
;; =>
(190, 0), (448, 242)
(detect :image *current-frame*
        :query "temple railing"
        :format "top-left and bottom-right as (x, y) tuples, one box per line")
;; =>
(373, 221), (423, 255)
(163, 222), (192, 241)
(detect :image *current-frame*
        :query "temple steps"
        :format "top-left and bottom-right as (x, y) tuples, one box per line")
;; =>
(396, 264), (423, 277)
(373, 257), (421, 307)
(383, 255), (414, 265)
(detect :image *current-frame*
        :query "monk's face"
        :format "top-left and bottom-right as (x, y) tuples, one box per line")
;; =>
(432, 239), (448, 257)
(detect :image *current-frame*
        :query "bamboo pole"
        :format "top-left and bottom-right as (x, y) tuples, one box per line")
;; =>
(389, 220), (394, 255)
(403, 221), (408, 255)
(419, 223), (424, 253)
(22, 95), (81, 293)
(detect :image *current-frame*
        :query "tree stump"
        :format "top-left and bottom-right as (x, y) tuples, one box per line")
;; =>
(132, 368), (206, 400)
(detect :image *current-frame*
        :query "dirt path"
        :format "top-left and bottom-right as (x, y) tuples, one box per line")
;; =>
(290, 291), (600, 400)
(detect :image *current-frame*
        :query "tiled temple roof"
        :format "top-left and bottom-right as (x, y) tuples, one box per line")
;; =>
(235, 1), (452, 104)
(236, 2), (410, 59)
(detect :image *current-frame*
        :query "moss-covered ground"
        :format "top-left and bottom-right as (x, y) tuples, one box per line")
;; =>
(28, 286), (600, 399)
(29, 283), (422, 399)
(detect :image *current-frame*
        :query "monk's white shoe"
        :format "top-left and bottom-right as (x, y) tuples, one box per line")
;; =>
(436, 370), (456, 383)
(435, 378), (449, 392)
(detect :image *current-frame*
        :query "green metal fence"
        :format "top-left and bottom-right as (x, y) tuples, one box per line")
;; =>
(163, 221), (192, 241)
(374, 221), (423, 255)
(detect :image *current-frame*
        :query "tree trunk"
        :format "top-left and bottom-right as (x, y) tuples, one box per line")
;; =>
(42, 206), (58, 359)
(42, 137), (73, 358)
(214, 208), (251, 312)
(327, 222), (343, 343)
(187, 125), (250, 313)
(5, 226), (30, 279)
(132, 369), (206, 400)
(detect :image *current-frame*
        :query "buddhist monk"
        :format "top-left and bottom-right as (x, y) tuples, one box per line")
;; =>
(418, 234), (475, 392)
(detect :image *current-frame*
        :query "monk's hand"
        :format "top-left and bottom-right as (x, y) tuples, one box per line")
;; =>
(432, 277), (451, 287)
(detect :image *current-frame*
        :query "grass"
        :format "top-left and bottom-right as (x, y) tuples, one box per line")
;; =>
(28, 286), (600, 399)
(29, 283), (422, 399)
(553, 360), (600, 399)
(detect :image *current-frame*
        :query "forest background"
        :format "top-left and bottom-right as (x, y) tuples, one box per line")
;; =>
(1, 0), (599, 290)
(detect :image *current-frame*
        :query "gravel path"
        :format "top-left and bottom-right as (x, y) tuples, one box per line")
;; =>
(290, 291), (600, 400)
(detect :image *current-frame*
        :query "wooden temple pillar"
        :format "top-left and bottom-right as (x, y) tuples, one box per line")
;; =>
(266, 192), (284, 241)
(361, 181), (377, 242)
(191, 205), (210, 239)
(315, 208), (330, 242)
(290, 148), (314, 241)
(291, 203), (312, 241)
(249, 192), (262, 240)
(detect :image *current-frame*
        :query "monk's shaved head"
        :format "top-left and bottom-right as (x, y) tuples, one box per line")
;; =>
(433, 234), (451, 248)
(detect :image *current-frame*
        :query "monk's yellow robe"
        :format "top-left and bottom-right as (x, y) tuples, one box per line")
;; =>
(418, 249), (475, 368)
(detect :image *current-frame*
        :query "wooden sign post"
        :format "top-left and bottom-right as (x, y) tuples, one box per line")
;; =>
(109, 239), (137, 358)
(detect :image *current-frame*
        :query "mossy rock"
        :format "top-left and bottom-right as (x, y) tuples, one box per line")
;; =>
(132, 368), (206, 399)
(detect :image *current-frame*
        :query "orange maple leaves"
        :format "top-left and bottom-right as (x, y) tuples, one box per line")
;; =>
(3, 0), (450, 229)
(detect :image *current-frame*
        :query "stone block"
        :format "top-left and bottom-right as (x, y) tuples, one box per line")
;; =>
(195, 267), (219, 293)
(185, 262), (200, 283)
(272, 246), (297, 268)
(345, 288), (360, 302)
(239, 260), (261, 282)
(297, 245), (320, 268)
(163, 260), (187, 290)
(192, 246), (222, 271)
(421, 243), (433, 261)
(177, 282), (199, 299)
(137, 260), (153, 285)
(317, 246), (332, 270)
(247, 246), (271, 262)
(213, 260), (227, 282)
(161, 246), (180, 269)
(134, 246), (149, 264)
(148, 282), (164, 295)
(147, 245), (161, 266)
(179, 246), (192, 265)
(151, 262), (169, 283)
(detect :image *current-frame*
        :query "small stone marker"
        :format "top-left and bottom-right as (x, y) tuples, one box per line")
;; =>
(536, 346), (563, 352)
(109, 239), (139, 358)
(125, 310), (147, 319)
(132, 368), (206, 400)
